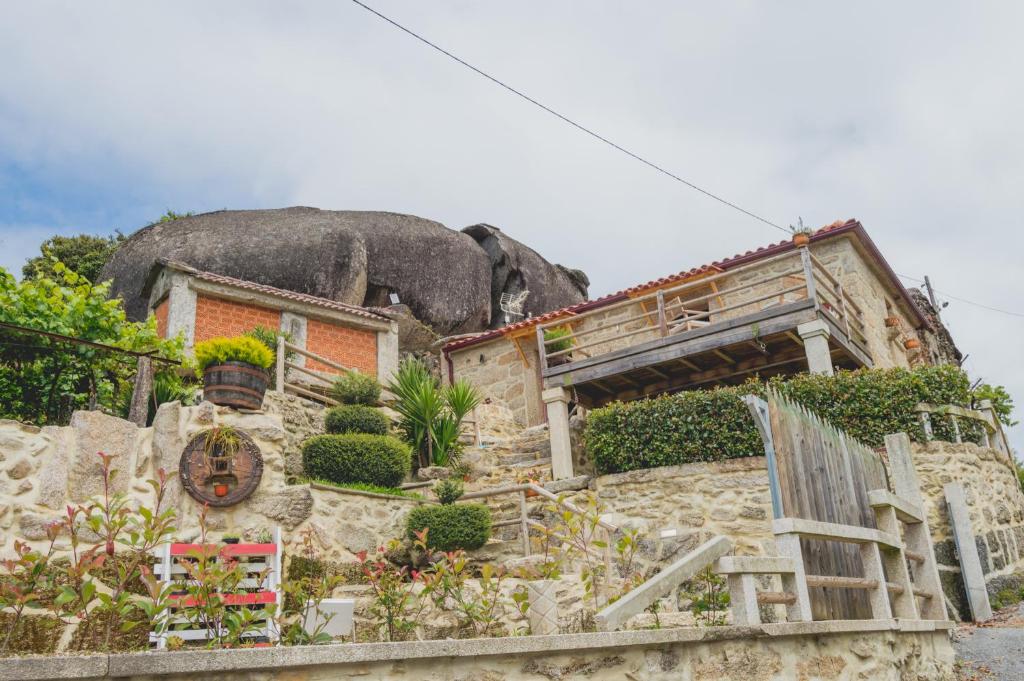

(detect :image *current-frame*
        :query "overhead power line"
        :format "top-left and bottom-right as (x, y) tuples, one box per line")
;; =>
(351, 1), (1021, 324)
(348, 0), (791, 235)
(897, 274), (1024, 319)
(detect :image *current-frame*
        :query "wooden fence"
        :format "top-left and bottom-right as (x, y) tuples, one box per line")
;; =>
(745, 392), (946, 622)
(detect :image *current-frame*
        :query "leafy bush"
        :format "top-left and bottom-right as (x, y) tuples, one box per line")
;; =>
(405, 504), (491, 552)
(586, 365), (974, 475)
(302, 434), (411, 488)
(543, 327), (574, 354)
(193, 336), (274, 371)
(433, 479), (464, 504)
(331, 370), (382, 405)
(0, 264), (183, 426)
(244, 325), (296, 366)
(325, 404), (390, 435)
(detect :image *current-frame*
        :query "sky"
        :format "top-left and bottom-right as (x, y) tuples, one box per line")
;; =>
(1, 2), (1022, 453)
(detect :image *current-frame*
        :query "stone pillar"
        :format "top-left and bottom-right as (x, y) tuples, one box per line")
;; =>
(797, 320), (834, 376)
(165, 273), (198, 350)
(376, 321), (400, 387)
(542, 387), (574, 480)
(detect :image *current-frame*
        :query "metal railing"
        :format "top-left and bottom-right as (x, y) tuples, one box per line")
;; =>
(535, 246), (867, 372)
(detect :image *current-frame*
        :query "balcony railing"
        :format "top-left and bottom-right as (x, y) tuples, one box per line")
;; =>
(535, 246), (868, 373)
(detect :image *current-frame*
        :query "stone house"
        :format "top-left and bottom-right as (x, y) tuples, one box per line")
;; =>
(442, 220), (958, 478)
(145, 260), (399, 384)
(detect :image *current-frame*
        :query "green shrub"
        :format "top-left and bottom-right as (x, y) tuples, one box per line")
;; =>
(405, 503), (491, 552)
(302, 434), (411, 488)
(331, 369), (382, 405)
(433, 478), (464, 504)
(543, 327), (574, 354)
(325, 404), (390, 435)
(585, 365), (973, 475)
(193, 336), (274, 371)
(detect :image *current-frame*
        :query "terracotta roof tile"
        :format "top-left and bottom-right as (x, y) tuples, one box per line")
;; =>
(443, 219), (926, 352)
(157, 260), (388, 322)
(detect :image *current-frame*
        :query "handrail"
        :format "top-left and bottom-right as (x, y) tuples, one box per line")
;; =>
(594, 535), (733, 631)
(535, 245), (869, 372)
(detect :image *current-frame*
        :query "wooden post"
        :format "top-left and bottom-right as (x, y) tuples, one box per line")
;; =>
(799, 247), (819, 311)
(128, 356), (154, 426)
(276, 335), (286, 392)
(656, 289), (668, 337)
(836, 281), (852, 339)
(535, 325), (547, 372)
(519, 490), (531, 557)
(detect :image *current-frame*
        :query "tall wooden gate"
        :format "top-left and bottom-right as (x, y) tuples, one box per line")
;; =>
(746, 392), (889, 620)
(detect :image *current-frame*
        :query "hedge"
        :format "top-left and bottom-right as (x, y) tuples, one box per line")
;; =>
(585, 365), (972, 475)
(405, 503), (492, 552)
(325, 404), (390, 435)
(302, 434), (411, 488)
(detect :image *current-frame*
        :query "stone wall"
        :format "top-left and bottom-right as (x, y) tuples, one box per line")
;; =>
(0, 402), (416, 566)
(588, 458), (774, 568)
(448, 336), (543, 427)
(4, 622), (955, 681)
(911, 440), (1024, 612)
(563, 442), (1024, 618)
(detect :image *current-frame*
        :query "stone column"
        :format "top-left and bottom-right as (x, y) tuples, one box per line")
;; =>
(797, 320), (834, 376)
(542, 387), (574, 480)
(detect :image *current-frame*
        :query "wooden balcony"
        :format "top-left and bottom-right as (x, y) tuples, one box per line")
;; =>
(536, 247), (872, 407)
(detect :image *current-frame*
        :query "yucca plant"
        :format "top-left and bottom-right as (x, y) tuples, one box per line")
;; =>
(387, 358), (481, 469)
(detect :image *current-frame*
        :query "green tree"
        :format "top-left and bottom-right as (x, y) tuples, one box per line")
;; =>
(22, 233), (126, 283)
(0, 263), (183, 425)
(972, 383), (1018, 427)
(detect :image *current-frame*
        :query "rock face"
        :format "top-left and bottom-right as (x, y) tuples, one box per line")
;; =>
(462, 223), (589, 328)
(101, 208), (589, 335)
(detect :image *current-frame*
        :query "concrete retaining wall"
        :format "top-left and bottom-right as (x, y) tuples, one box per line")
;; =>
(2, 620), (955, 681)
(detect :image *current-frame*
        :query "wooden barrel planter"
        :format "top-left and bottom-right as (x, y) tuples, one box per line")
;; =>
(203, 361), (269, 410)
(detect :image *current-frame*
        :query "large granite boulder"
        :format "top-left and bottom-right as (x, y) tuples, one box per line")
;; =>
(101, 208), (588, 335)
(463, 223), (589, 328)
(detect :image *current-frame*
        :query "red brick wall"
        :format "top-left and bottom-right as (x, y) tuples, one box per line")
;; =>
(306, 318), (377, 376)
(153, 298), (169, 338)
(194, 294), (281, 343)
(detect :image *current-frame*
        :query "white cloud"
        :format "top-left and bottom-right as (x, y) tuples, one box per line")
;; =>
(1, 1), (1022, 451)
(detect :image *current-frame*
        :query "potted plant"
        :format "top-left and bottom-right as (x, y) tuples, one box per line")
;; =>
(543, 327), (575, 366)
(792, 227), (813, 248)
(884, 316), (900, 328)
(904, 338), (921, 350)
(193, 336), (275, 410)
(255, 528), (273, 545)
(222, 533), (240, 545)
(202, 425), (243, 498)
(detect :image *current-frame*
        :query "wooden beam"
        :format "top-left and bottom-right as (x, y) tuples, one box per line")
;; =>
(646, 366), (669, 380)
(748, 340), (770, 356)
(679, 358), (701, 371)
(713, 349), (736, 364)
(510, 336), (532, 368)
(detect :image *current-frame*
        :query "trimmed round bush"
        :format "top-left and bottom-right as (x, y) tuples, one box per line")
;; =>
(405, 503), (491, 552)
(325, 405), (390, 435)
(302, 434), (411, 488)
(330, 370), (382, 405)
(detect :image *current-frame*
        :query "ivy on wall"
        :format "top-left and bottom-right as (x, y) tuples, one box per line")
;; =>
(585, 365), (973, 475)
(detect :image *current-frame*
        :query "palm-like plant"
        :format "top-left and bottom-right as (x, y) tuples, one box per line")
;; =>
(387, 358), (481, 468)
